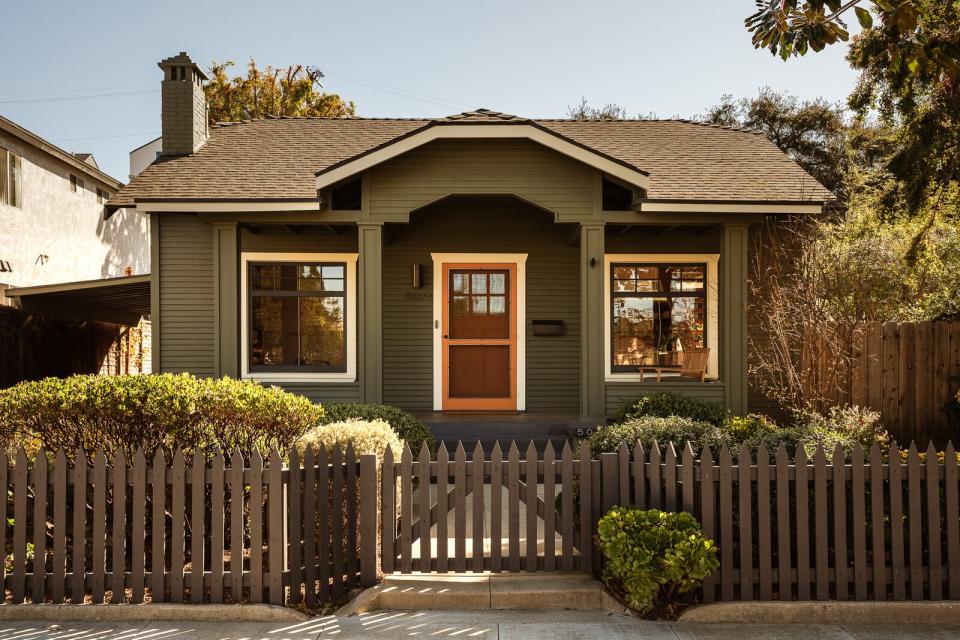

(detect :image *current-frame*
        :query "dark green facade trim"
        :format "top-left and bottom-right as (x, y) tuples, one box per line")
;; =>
(580, 222), (606, 421)
(212, 222), (239, 378)
(358, 222), (384, 403)
(721, 223), (749, 415)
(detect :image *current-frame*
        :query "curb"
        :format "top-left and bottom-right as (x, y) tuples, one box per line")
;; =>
(0, 603), (309, 623)
(678, 601), (960, 625)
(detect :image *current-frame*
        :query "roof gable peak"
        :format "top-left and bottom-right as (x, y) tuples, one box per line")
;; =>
(441, 108), (527, 122)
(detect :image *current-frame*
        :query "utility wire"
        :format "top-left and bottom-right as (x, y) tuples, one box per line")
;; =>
(0, 89), (158, 105)
(52, 131), (160, 143)
(0, 83), (155, 99)
(323, 70), (472, 111)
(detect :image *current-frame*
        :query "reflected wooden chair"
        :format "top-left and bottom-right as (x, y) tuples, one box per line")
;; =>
(639, 347), (710, 382)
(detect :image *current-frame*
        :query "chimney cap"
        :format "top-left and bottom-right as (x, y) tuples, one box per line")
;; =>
(158, 51), (208, 81)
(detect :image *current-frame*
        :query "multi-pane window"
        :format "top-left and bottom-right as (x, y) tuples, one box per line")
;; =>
(0, 147), (22, 208)
(96, 188), (109, 204)
(70, 174), (84, 194)
(610, 263), (706, 371)
(248, 262), (347, 372)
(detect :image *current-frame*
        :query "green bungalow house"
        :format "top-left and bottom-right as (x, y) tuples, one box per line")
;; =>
(107, 53), (831, 424)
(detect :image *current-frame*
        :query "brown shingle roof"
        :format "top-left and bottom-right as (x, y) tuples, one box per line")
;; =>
(108, 112), (832, 210)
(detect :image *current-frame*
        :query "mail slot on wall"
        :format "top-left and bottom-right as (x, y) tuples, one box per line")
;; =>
(531, 320), (564, 336)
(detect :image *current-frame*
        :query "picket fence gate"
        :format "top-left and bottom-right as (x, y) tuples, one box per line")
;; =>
(4, 439), (960, 605)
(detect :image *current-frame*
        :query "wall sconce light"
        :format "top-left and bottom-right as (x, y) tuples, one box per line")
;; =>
(589, 257), (598, 268)
(412, 263), (423, 289)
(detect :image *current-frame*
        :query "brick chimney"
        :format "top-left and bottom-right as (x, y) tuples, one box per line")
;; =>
(158, 52), (209, 156)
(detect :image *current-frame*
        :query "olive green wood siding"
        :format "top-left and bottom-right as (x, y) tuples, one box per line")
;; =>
(367, 140), (597, 223)
(381, 197), (580, 413)
(238, 227), (361, 404)
(158, 214), (216, 375)
(602, 226), (725, 414)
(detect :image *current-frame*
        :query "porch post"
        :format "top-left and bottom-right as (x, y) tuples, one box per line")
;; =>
(358, 222), (384, 403)
(212, 222), (239, 378)
(580, 222), (606, 422)
(721, 223), (749, 416)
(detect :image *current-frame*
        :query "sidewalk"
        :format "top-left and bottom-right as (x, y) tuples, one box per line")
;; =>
(1, 609), (959, 639)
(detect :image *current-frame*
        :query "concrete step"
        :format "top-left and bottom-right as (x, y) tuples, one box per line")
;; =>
(339, 573), (628, 615)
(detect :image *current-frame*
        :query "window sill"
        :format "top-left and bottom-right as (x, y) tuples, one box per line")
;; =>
(242, 372), (356, 384)
(605, 373), (720, 384)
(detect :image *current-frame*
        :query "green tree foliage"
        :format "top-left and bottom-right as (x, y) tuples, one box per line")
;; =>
(746, 1), (960, 214)
(598, 508), (718, 617)
(205, 60), (356, 125)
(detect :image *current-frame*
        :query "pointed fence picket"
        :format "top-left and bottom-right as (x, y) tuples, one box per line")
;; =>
(2, 439), (958, 605)
(1, 444), (369, 605)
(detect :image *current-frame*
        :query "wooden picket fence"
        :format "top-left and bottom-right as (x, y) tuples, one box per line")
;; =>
(383, 439), (960, 602)
(5, 439), (960, 605)
(1, 446), (377, 605)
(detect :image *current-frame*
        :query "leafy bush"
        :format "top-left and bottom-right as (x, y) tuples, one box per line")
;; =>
(589, 416), (729, 457)
(296, 418), (403, 461)
(615, 392), (728, 428)
(598, 507), (719, 617)
(0, 374), (322, 460)
(319, 403), (435, 454)
(794, 405), (890, 450)
(726, 413), (779, 443)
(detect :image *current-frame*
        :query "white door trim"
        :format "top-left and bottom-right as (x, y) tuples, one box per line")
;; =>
(431, 252), (528, 411)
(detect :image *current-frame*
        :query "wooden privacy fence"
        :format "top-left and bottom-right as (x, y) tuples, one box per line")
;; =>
(384, 439), (960, 602)
(1, 445), (378, 606)
(812, 320), (960, 444)
(851, 321), (960, 444)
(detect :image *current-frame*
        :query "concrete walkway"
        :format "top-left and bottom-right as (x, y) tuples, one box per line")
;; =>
(1, 611), (959, 639)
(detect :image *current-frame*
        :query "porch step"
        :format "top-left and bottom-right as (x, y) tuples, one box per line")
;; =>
(340, 573), (628, 614)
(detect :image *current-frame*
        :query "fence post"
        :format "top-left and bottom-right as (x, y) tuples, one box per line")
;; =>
(600, 452), (618, 513)
(360, 454), (378, 588)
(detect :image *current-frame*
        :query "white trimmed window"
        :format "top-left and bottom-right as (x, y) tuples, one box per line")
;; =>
(240, 253), (357, 382)
(604, 254), (719, 381)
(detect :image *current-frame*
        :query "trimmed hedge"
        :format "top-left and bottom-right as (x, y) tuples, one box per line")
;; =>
(614, 392), (728, 428)
(0, 374), (322, 460)
(319, 403), (436, 454)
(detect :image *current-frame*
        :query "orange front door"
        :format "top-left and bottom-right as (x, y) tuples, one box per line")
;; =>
(441, 264), (517, 411)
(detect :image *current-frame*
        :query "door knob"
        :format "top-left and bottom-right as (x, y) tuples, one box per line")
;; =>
(443, 334), (449, 339)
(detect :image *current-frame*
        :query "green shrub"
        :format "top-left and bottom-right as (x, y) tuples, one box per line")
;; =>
(794, 405), (890, 450)
(725, 413), (779, 443)
(615, 392), (728, 428)
(0, 374), (322, 461)
(296, 418), (403, 461)
(319, 403), (436, 454)
(589, 416), (729, 457)
(598, 507), (719, 617)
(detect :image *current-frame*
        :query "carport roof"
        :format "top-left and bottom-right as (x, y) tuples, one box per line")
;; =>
(6, 275), (150, 326)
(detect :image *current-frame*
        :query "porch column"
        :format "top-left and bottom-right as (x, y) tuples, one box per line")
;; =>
(358, 222), (384, 403)
(212, 222), (239, 378)
(580, 222), (606, 422)
(721, 223), (749, 416)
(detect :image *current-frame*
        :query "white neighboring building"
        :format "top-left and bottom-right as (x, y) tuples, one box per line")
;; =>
(0, 115), (150, 296)
(129, 137), (161, 180)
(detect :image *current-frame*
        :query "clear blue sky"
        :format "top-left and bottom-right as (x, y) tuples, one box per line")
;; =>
(3, 0), (860, 182)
